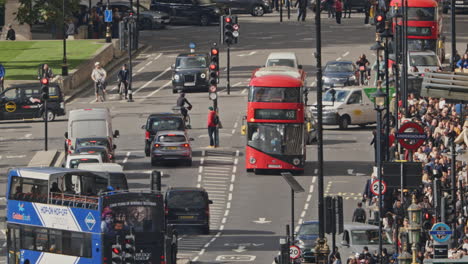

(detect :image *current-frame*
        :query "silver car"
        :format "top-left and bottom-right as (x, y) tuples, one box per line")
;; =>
(151, 130), (193, 166)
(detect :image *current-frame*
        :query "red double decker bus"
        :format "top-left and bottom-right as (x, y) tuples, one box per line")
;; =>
(245, 73), (309, 174)
(390, 0), (445, 61)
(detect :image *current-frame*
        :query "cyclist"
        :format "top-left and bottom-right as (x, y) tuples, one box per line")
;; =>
(117, 64), (129, 100)
(356, 54), (370, 86)
(176, 92), (192, 124)
(91, 62), (107, 102)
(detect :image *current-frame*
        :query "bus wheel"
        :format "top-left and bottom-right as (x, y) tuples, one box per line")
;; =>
(338, 115), (350, 129)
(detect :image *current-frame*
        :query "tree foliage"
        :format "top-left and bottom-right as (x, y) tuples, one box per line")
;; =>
(16, 0), (81, 26)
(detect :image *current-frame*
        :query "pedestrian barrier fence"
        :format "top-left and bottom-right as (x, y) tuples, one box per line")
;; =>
(421, 71), (468, 101)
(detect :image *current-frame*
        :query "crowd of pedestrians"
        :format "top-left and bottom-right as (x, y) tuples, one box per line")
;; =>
(356, 93), (468, 262)
(72, 2), (123, 39)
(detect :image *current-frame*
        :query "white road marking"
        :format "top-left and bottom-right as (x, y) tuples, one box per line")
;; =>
(133, 67), (171, 95)
(145, 61), (153, 66)
(336, 57), (342, 61)
(137, 67), (145, 72)
(145, 80), (172, 99)
(6, 155), (26, 159)
(241, 88), (247, 94)
(24, 134), (32, 138)
(122, 151), (131, 164)
(343, 51), (350, 57)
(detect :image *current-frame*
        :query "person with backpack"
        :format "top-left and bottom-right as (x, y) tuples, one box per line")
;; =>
(207, 106), (219, 148)
(352, 202), (367, 223)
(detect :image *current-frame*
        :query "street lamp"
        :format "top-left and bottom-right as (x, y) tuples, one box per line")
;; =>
(371, 85), (386, 264)
(398, 246), (412, 264)
(380, 21), (394, 161)
(370, 33), (384, 85)
(62, 0), (68, 76)
(407, 194), (422, 264)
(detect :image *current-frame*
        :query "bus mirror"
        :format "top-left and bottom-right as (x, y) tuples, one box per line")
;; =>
(64, 132), (68, 139)
(241, 125), (246, 135)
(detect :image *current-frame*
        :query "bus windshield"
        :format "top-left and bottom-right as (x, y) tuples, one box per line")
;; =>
(408, 7), (435, 21)
(408, 39), (436, 52)
(249, 87), (301, 103)
(247, 123), (303, 155)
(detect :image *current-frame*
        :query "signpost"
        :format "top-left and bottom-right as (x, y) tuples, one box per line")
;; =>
(104, 9), (113, 22)
(430, 222), (452, 259)
(370, 180), (387, 196)
(289, 245), (301, 260)
(396, 122), (427, 150)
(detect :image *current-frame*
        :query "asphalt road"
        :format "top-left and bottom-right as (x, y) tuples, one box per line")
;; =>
(0, 10), (467, 264)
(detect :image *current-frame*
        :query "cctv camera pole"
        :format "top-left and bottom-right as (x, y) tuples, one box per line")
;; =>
(127, 16), (134, 102)
(227, 44), (231, 95)
(280, 0), (283, 22)
(44, 99), (48, 151)
(450, 0), (456, 71)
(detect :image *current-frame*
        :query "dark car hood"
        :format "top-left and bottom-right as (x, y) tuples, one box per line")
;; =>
(323, 72), (354, 78)
(297, 234), (319, 247)
(175, 68), (207, 74)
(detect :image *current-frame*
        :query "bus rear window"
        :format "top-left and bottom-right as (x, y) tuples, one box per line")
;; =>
(167, 191), (206, 209)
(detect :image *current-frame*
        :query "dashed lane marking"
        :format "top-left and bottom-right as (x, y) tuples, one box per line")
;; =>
(132, 67), (171, 96)
(343, 51), (349, 57)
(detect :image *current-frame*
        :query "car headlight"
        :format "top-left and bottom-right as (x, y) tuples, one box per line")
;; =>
(200, 73), (206, 79)
(293, 158), (301, 166)
(173, 74), (180, 81)
(349, 75), (356, 81)
(249, 157), (256, 164)
(214, 8), (220, 14)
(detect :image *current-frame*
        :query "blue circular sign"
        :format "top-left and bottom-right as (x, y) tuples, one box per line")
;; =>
(430, 222), (452, 243)
(189, 42), (196, 49)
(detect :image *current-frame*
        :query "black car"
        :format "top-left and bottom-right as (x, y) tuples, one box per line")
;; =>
(109, 1), (171, 29)
(75, 137), (116, 161)
(214, 0), (272, 16)
(150, 0), (221, 26)
(142, 113), (186, 156)
(322, 61), (358, 88)
(0, 83), (65, 121)
(165, 187), (213, 234)
(172, 53), (210, 93)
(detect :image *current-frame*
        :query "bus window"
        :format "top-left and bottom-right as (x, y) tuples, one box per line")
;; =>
(23, 226), (34, 250)
(49, 230), (63, 254)
(9, 177), (48, 203)
(35, 228), (48, 251)
(248, 123), (303, 155)
(249, 87), (301, 103)
(70, 232), (91, 257)
(408, 7), (435, 21)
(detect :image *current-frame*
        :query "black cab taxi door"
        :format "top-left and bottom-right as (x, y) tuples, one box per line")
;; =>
(0, 88), (24, 120)
(21, 87), (44, 118)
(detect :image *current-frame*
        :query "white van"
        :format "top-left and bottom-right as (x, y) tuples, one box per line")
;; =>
(310, 87), (376, 129)
(64, 108), (119, 153)
(78, 163), (129, 191)
(265, 52), (301, 69)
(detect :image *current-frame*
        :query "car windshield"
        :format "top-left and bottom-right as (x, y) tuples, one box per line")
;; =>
(76, 138), (108, 148)
(408, 7), (435, 21)
(247, 123), (303, 155)
(298, 223), (319, 235)
(167, 191), (206, 209)
(248, 87), (301, 103)
(69, 158), (99, 168)
(350, 230), (392, 245)
(150, 117), (185, 132)
(410, 54), (439, 66)
(267, 59), (295, 68)
(158, 135), (186, 143)
(323, 89), (349, 102)
(325, 63), (354, 73)
(176, 56), (207, 69)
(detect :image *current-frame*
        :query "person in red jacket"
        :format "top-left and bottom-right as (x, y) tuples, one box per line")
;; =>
(207, 106), (217, 148)
(335, 0), (343, 24)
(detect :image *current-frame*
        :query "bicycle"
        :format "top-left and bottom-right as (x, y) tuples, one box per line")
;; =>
(96, 80), (106, 102)
(172, 106), (191, 129)
(358, 66), (370, 86)
(118, 80), (128, 100)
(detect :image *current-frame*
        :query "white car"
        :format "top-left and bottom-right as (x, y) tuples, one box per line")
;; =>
(265, 52), (301, 69)
(408, 51), (442, 76)
(65, 153), (103, 169)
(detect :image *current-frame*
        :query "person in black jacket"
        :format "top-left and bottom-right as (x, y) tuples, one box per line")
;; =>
(6, 24), (15, 41)
(117, 64), (129, 99)
(295, 0), (308, 21)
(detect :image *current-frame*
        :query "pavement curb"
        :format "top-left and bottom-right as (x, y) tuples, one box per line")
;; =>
(64, 44), (151, 104)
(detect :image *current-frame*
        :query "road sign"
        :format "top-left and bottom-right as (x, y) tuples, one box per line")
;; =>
(289, 245), (301, 259)
(370, 180), (387, 196)
(104, 10), (113, 22)
(433, 244), (449, 259)
(430, 222), (452, 243)
(397, 122), (426, 150)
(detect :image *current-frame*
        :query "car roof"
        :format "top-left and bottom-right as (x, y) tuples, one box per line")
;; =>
(77, 137), (109, 141)
(267, 52), (297, 60)
(326, 61), (353, 65)
(330, 86), (363, 92)
(76, 146), (108, 151)
(67, 153), (103, 159)
(78, 163), (124, 172)
(177, 53), (208, 57)
(168, 187), (207, 192)
(155, 130), (186, 136)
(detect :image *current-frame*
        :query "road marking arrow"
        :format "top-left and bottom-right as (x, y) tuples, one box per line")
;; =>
(233, 246), (247, 253)
(253, 217), (271, 224)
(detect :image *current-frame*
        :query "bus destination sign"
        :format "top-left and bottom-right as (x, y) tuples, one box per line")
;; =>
(254, 109), (297, 120)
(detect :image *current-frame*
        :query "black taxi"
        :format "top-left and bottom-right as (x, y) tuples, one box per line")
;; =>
(0, 83), (65, 121)
(172, 53), (210, 93)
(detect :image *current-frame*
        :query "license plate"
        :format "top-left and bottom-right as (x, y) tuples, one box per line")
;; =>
(179, 215), (195, 220)
(268, 164), (281, 168)
(184, 82), (195, 86)
(166, 146), (178, 150)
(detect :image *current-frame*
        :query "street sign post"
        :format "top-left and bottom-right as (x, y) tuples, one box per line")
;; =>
(433, 244), (449, 259)
(429, 222), (453, 243)
(370, 180), (387, 196)
(289, 245), (301, 259)
(397, 122), (426, 150)
(104, 10), (113, 23)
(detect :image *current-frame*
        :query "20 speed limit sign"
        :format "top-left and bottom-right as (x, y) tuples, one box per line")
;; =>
(290, 245), (301, 259)
(370, 180), (387, 196)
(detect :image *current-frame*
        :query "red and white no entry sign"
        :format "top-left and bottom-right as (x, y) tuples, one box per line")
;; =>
(370, 180), (387, 196)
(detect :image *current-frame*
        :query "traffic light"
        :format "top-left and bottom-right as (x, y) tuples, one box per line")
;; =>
(422, 209), (433, 231)
(111, 243), (123, 264)
(375, 13), (385, 33)
(209, 44), (219, 100)
(335, 196), (344, 234)
(123, 234), (135, 264)
(324, 196), (334, 234)
(40, 78), (49, 100)
(441, 195), (455, 224)
(221, 15), (239, 45)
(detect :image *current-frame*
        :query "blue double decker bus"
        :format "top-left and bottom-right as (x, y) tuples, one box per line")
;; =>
(5, 167), (176, 264)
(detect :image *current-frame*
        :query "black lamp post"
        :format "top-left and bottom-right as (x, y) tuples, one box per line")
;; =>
(371, 86), (386, 264)
(62, 0), (68, 76)
(380, 21), (393, 161)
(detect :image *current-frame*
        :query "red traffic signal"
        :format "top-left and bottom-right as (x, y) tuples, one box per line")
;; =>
(211, 48), (218, 55)
(376, 15), (384, 22)
(41, 78), (49, 85)
(209, 64), (217, 70)
(225, 17), (231, 23)
(112, 248), (121, 254)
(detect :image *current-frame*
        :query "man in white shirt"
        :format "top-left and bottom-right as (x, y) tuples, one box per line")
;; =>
(91, 62), (107, 102)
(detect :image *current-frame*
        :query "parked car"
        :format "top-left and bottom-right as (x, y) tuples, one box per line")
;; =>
(0, 83), (65, 121)
(165, 187), (213, 234)
(322, 61), (358, 88)
(142, 113), (186, 156)
(109, 1), (170, 29)
(150, 0), (221, 26)
(294, 220), (319, 263)
(214, 0), (272, 16)
(150, 130), (193, 166)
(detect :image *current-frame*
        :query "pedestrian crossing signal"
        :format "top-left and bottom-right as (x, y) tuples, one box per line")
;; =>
(221, 15), (239, 45)
(209, 44), (219, 100)
(111, 243), (123, 264)
(41, 78), (49, 100)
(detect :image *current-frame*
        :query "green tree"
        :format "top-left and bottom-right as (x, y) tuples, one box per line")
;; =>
(16, 0), (80, 26)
